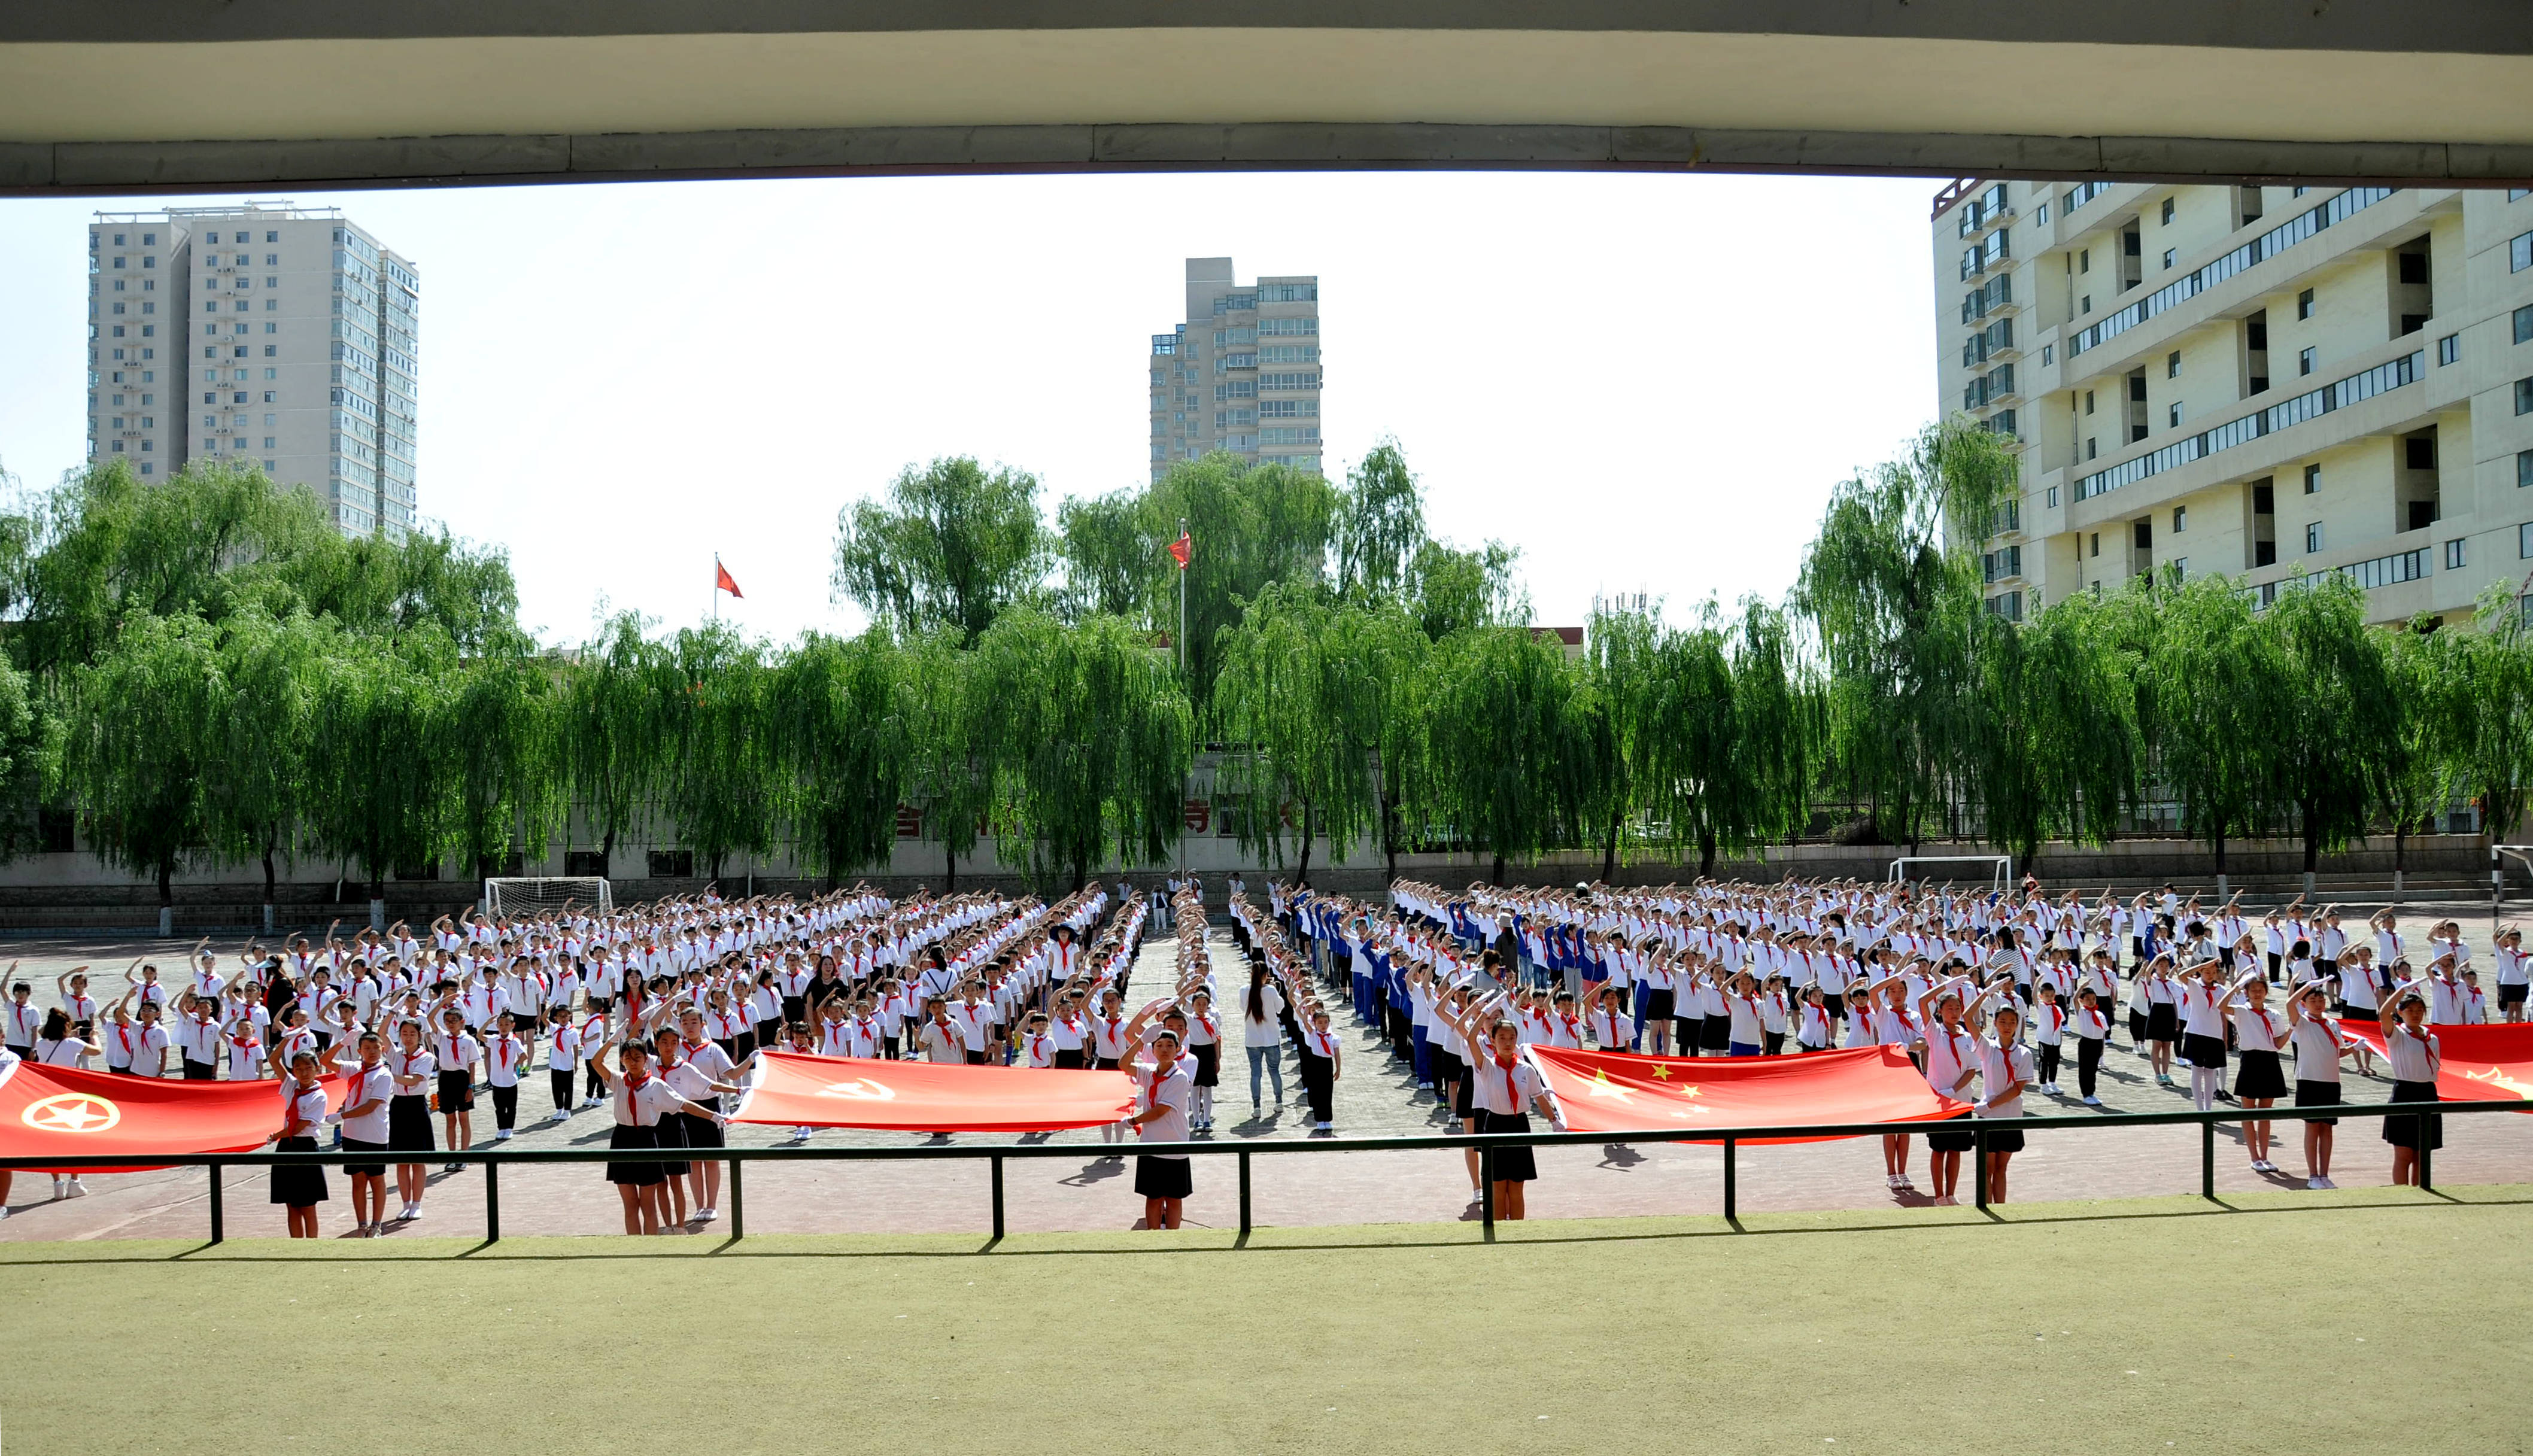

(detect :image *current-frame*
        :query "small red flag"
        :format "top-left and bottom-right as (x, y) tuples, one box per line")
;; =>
(1168, 532), (1191, 570)
(715, 561), (743, 598)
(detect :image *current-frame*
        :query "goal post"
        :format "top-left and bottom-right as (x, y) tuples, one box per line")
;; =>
(1887, 855), (2013, 892)
(484, 876), (613, 919)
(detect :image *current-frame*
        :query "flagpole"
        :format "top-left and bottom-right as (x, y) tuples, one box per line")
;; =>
(1178, 516), (1189, 880)
(712, 552), (719, 626)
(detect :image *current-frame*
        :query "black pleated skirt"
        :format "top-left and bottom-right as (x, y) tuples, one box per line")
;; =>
(386, 1094), (434, 1152)
(270, 1135), (329, 1206)
(2381, 1078), (2443, 1150)
(1478, 1110), (1538, 1181)
(2233, 1048), (2286, 1099)
(606, 1122), (667, 1186)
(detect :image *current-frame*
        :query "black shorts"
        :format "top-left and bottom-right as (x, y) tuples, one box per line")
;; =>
(2294, 1079), (2341, 1127)
(1978, 1123), (2026, 1154)
(340, 1137), (389, 1178)
(435, 1069), (475, 1111)
(675, 1109), (724, 1148)
(387, 1095), (435, 1152)
(2147, 1004), (2179, 1042)
(2382, 1078), (2443, 1150)
(2501, 984), (2529, 1008)
(1477, 1110), (1538, 1181)
(1925, 1115), (1978, 1153)
(271, 1136), (329, 1207)
(606, 1123), (666, 1186)
(1700, 1014), (1730, 1053)
(1134, 1154), (1193, 1200)
(2233, 1048), (2287, 1099)
(1643, 989), (1675, 1022)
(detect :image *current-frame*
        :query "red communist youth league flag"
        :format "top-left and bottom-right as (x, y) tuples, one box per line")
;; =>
(2335, 1019), (2533, 1105)
(731, 1050), (1134, 1133)
(1529, 1044), (1969, 1144)
(0, 1058), (338, 1174)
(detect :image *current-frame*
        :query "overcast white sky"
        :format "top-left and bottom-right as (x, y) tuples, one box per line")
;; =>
(0, 171), (1939, 645)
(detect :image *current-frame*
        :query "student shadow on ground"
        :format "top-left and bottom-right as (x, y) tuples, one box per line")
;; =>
(1061, 1154), (1128, 1187)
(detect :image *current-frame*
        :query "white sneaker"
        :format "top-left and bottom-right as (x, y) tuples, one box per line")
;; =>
(51, 1178), (65, 1200)
(694, 1206), (718, 1222)
(2306, 1177), (2326, 1190)
(1934, 1194), (1957, 1206)
(549, 1109), (569, 1123)
(494, 1129), (512, 1141)
(1885, 1174), (1900, 1188)
(2317, 1177), (2337, 1190)
(0, 1204), (11, 1220)
(65, 1178), (85, 1198)
(581, 1096), (602, 1110)
(405, 1203), (424, 1220)
(789, 1127), (811, 1142)
(2082, 1096), (2101, 1106)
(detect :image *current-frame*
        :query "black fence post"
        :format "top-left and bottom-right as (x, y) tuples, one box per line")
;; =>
(1479, 1145), (1495, 1242)
(1973, 1124), (1989, 1209)
(206, 1160), (223, 1245)
(2419, 1130), (2434, 1192)
(484, 1159), (500, 1244)
(990, 1154), (1005, 1239)
(1237, 1150), (1252, 1238)
(1723, 1137), (1737, 1221)
(729, 1157), (745, 1241)
(2200, 1119), (2216, 1200)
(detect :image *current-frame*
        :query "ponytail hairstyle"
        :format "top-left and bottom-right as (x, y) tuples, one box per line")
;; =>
(1247, 962), (1269, 1026)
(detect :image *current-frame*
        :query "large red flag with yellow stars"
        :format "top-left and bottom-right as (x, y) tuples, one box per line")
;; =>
(1528, 1044), (1969, 1144)
(2335, 1019), (2533, 1106)
(0, 1057), (342, 1174)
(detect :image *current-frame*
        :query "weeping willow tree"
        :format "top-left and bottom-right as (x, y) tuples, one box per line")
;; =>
(2265, 573), (2396, 875)
(1420, 624), (1583, 885)
(561, 612), (667, 866)
(900, 631), (990, 890)
(2145, 573), (2283, 876)
(2379, 618), (2452, 881)
(1580, 606), (1663, 880)
(438, 648), (563, 881)
(971, 612), (1191, 892)
(60, 612), (223, 923)
(2420, 587), (2533, 851)
(1213, 583), (1376, 885)
(652, 624), (775, 885)
(1793, 421), (2016, 847)
(1981, 585), (2142, 870)
(203, 608), (329, 927)
(305, 632), (452, 913)
(769, 628), (910, 887)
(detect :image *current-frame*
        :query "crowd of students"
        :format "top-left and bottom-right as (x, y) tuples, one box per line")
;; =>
(0, 871), (2502, 1235)
(1261, 876), (2502, 1208)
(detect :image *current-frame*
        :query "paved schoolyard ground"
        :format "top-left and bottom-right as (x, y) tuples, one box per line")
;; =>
(0, 1188), (2522, 1455)
(5, 917), (2532, 1244)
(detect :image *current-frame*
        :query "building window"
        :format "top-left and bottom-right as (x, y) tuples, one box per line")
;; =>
(2040, 344), (2053, 365)
(2304, 522), (2325, 554)
(2162, 248), (2176, 269)
(2523, 522), (2533, 560)
(2167, 351), (2181, 378)
(2086, 437), (2098, 460)
(2173, 506), (2188, 534)
(2446, 538), (2468, 570)
(2300, 346), (2317, 376)
(2089, 531), (2100, 558)
(2083, 389), (2095, 414)
(2046, 485), (2060, 508)
(2521, 449), (2533, 488)
(2519, 378), (2533, 416)
(2297, 288), (2315, 320)
(2168, 403), (2182, 428)
(2513, 232), (2533, 272)
(2438, 333), (2460, 366)
(2160, 197), (2175, 224)
(2171, 557), (2188, 579)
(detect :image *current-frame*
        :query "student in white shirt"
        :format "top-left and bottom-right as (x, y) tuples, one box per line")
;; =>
(1120, 1026), (1195, 1230)
(2377, 978), (2444, 1188)
(333, 1030), (394, 1236)
(267, 1048), (333, 1238)
(2496, 928), (2528, 1024)
(596, 1038), (718, 1236)
(432, 1007), (481, 1176)
(385, 1021), (439, 1222)
(2224, 972), (2289, 1174)
(2285, 982), (2358, 1190)
(546, 1014), (584, 1122)
(481, 1011), (529, 1142)
(1439, 990), (1557, 1222)
(1974, 1001), (2033, 1204)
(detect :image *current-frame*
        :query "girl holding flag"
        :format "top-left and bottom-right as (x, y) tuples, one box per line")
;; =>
(1437, 989), (1559, 1221)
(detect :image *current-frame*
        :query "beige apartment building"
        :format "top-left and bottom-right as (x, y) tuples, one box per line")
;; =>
(1150, 257), (1322, 482)
(87, 202), (419, 538)
(1933, 180), (2533, 626)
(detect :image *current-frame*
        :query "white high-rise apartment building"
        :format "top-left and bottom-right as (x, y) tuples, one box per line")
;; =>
(1150, 257), (1321, 482)
(1934, 180), (2533, 627)
(87, 202), (420, 538)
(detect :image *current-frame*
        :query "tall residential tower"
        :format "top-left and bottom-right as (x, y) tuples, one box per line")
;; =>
(1933, 180), (2533, 628)
(1150, 257), (1321, 481)
(88, 202), (420, 537)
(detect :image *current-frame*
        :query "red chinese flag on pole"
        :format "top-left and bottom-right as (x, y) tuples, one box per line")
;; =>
(714, 560), (744, 598)
(1168, 532), (1191, 570)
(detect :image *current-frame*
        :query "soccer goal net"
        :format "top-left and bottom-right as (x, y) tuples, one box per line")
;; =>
(485, 877), (613, 919)
(1887, 856), (2013, 892)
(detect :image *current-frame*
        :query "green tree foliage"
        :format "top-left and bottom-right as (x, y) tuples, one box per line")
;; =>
(971, 612), (1192, 892)
(438, 649), (562, 880)
(899, 632), (990, 890)
(1334, 440), (1426, 603)
(831, 457), (1051, 645)
(769, 630), (910, 887)
(2264, 575), (2396, 873)
(60, 613), (223, 910)
(560, 612), (665, 863)
(652, 625), (775, 885)
(1421, 625), (1581, 884)
(304, 634), (452, 901)
(201, 609), (329, 913)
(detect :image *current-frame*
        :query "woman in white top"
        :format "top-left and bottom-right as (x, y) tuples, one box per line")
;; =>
(2377, 978), (2443, 1187)
(596, 1038), (717, 1235)
(1241, 964), (1286, 1112)
(2223, 972), (2288, 1174)
(2285, 982), (2358, 1189)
